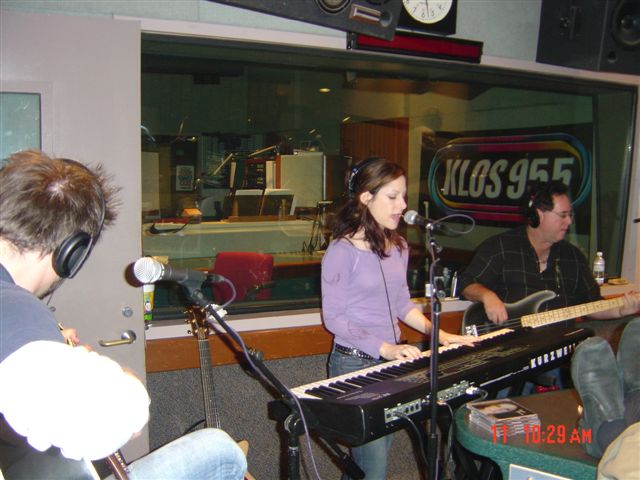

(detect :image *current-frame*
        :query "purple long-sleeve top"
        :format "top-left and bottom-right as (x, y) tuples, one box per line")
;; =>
(321, 238), (416, 358)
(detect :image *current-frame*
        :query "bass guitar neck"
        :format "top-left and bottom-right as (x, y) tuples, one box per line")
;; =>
(462, 290), (624, 336)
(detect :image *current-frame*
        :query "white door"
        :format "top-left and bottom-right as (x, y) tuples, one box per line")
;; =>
(0, 10), (148, 460)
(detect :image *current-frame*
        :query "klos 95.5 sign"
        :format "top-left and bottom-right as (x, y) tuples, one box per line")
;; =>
(426, 133), (592, 223)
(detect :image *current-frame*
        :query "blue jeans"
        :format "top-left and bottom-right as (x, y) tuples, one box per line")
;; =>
(328, 350), (392, 480)
(107, 428), (247, 480)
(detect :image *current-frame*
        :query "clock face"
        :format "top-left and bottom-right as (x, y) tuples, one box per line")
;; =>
(402, 0), (454, 24)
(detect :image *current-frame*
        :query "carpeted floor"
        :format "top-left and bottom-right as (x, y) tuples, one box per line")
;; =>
(146, 317), (632, 479)
(147, 353), (433, 480)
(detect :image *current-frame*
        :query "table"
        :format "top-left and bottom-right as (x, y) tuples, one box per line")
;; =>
(454, 389), (598, 479)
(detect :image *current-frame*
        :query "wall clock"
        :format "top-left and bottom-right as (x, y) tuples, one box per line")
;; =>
(397, 0), (458, 36)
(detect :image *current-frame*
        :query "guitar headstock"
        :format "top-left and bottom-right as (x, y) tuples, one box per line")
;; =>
(185, 306), (212, 339)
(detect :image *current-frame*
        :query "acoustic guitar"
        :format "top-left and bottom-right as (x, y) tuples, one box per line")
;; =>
(11, 329), (132, 480)
(461, 289), (625, 336)
(101, 450), (129, 480)
(62, 329), (130, 480)
(185, 307), (255, 480)
(0, 444), (128, 480)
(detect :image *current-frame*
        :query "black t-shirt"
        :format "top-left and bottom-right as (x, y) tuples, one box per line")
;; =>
(458, 226), (601, 311)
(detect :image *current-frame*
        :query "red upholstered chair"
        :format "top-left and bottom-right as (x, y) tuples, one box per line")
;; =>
(209, 252), (274, 304)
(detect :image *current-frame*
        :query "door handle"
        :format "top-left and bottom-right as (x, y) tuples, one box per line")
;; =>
(99, 330), (137, 347)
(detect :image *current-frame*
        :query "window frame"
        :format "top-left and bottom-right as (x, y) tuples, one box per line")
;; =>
(139, 26), (639, 325)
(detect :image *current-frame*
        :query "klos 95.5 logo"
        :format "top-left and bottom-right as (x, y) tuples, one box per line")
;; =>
(427, 133), (591, 224)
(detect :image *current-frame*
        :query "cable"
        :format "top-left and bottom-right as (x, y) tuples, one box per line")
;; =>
(213, 277), (237, 310)
(466, 387), (489, 402)
(378, 257), (400, 346)
(435, 401), (459, 480)
(396, 412), (429, 470)
(184, 419), (205, 434)
(46, 291), (56, 309)
(444, 406), (460, 480)
(430, 213), (476, 236)
(148, 216), (197, 235)
(202, 300), (323, 480)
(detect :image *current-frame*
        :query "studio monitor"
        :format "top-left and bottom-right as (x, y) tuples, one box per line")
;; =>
(209, 0), (403, 40)
(537, 0), (639, 75)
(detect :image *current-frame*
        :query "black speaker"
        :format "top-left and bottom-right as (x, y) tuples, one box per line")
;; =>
(210, 0), (403, 40)
(537, 0), (640, 75)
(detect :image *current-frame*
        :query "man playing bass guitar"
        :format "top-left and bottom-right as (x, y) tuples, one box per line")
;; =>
(459, 181), (639, 329)
(458, 181), (639, 393)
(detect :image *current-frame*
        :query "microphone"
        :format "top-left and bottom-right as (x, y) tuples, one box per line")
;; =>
(133, 257), (224, 286)
(403, 210), (458, 236)
(403, 210), (434, 227)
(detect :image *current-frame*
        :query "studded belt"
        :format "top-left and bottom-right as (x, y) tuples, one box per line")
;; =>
(333, 343), (378, 360)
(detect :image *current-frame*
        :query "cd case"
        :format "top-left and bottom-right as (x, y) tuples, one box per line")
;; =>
(467, 398), (540, 436)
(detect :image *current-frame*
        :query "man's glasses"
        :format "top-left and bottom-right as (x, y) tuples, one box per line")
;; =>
(548, 210), (574, 220)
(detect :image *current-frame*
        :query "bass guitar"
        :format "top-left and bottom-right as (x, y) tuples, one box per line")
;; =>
(462, 290), (625, 336)
(185, 307), (255, 480)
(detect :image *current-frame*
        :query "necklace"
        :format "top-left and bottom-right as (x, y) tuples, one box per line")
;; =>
(538, 256), (549, 272)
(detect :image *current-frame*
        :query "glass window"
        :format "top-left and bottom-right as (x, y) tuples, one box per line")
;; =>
(0, 92), (41, 163)
(141, 35), (636, 320)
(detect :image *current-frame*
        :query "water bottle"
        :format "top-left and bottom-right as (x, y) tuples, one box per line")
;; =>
(450, 271), (459, 298)
(593, 251), (605, 286)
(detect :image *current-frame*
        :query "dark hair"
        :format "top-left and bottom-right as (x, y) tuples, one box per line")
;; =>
(0, 150), (119, 255)
(524, 180), (571, 227)
(530, 181), (570, 210)
(332, 157), (406, 258)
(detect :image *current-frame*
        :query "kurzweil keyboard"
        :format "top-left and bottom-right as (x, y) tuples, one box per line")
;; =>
(291, 325), (592, 445)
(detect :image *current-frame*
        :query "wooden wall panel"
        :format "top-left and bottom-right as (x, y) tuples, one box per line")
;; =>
(340, 117), (409, 172)
(145, 310), (463, 372)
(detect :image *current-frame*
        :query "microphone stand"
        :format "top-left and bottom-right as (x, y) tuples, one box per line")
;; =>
(425, 224), (443, 480)
(181, 282), (364, 480)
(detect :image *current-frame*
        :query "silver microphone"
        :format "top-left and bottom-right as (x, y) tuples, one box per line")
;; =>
(403, 210), (429, 227)
(133, 257), (224, 285)
(403, 210), (462, 237)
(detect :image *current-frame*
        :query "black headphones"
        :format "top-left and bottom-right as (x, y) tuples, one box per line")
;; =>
(51, 161), (106, 278)
(525, 193), (541, 228)
(524, 181), (569, 228)
(347, 157), (379, 196)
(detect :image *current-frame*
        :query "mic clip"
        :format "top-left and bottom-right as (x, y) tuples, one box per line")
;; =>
(428, 238), (443, 254)
(204, 304), (228, 323)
